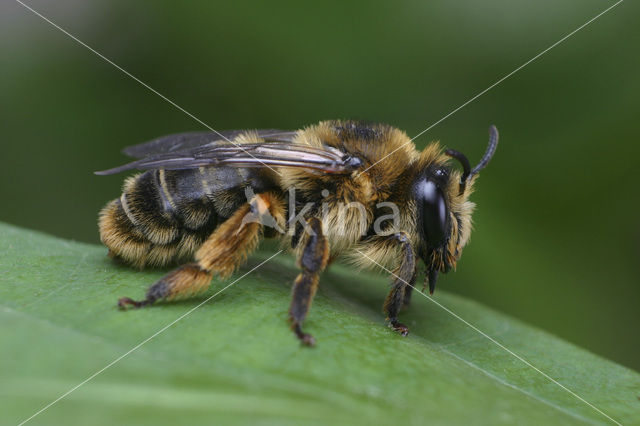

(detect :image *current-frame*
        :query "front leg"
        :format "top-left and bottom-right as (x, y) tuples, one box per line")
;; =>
(382, 232), (417, 336)
(289, 217), (329, 346)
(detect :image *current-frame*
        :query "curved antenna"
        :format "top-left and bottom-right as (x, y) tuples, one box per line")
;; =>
(444, 149), (471, 195)
(469, 125), (499, 179)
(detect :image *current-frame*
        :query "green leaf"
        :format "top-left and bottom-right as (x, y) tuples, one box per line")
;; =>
(0, 222), (638, 426)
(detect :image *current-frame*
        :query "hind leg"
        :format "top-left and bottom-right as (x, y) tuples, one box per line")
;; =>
(118, 192), (285, 308)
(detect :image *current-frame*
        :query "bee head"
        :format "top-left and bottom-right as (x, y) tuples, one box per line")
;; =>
(413, 126), (498, 294)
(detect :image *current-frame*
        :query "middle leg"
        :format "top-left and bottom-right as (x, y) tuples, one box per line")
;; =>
(289, 217), (329, 346)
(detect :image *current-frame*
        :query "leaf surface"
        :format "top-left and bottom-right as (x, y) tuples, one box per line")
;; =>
(0, 223), (638, 425)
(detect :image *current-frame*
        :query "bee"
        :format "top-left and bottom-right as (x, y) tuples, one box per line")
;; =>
(97, 120), (498, 345)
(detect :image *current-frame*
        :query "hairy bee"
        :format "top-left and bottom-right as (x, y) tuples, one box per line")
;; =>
(97, 120), (498, 345)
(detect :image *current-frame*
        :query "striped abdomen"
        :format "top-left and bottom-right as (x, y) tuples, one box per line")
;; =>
(99, 167), (264, 268)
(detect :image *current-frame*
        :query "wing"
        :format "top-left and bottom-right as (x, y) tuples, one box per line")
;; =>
(96, 139), (362, 176)
(121, 129), (298, 158)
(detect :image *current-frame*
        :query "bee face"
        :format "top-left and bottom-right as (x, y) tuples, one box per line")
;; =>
(412, 151), (480, 293)
(414, 165), (451, 251)
(412, 164), (455, 292)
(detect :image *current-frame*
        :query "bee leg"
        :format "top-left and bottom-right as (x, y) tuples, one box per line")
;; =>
(383, 232), (417, 336)
(117, 262), (213, 309)
(402, 284), (414, 311)
(118, 193), (285, 308)
(118, 297), (150, 308)
(289, 218), (329, 346)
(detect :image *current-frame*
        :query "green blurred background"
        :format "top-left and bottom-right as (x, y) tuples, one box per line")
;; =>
(1, 0), (638, 370)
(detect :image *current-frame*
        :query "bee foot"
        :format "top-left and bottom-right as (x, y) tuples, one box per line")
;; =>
(117, 297), (150, 309)
(390, 320), (410, 337)
(293, 324), (316, 347)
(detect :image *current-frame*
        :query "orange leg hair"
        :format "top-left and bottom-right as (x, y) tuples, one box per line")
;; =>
(118, 192), (285, 308)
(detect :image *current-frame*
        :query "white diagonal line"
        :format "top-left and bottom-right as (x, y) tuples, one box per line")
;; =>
(14, 0), (282, 176)
(356, 249), (622, 426)
(358, 0), (624, 177)
(17, 250), (283, 426)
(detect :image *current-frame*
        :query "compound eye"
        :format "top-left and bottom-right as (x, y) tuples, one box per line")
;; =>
(416, 179), (448, 248)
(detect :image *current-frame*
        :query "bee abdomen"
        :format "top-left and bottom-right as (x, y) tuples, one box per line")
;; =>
(99, 198), (150, 268)
(120, 171), (179, 245)
(99, 169), (221, 268)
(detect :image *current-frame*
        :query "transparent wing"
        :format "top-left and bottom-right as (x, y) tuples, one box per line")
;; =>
(96, 141), (361, 175)
(121, 129), (298, 158)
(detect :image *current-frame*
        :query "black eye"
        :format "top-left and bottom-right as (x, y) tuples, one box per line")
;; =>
(415, 178), (448, 248)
